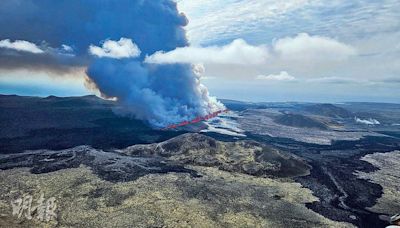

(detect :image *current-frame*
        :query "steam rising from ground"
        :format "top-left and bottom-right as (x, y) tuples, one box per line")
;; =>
(0, 0), (224, 127)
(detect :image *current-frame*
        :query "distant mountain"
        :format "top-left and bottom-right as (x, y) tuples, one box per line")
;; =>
(220, 99), (303, 111)
(274, 113), (328, 130)
(303, 103), (353, 118)
(220, 99), (261, 111)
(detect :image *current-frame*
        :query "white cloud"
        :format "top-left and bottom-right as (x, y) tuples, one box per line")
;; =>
(256, 71), (295, 81)
(176, 0), (400, 102)
(177, 0), (400, 46)
(146, 33), (354, 67)
(61, 44), (73, 52)
(89, 38), (141, 59)
(177, 0), (313, 45)
(146, 39), (268, 65)
(0, 39), (44, 54)
(0, 39), (78, 57)
(273, 33), (356, 60)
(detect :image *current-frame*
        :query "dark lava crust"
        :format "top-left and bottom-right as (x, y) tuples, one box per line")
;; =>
(0, 146), (199, 182)
(247, 133), (400, 228)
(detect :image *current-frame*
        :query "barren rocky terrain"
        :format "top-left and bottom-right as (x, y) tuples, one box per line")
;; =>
(0, 165), (352, 228)
(1, 95), (399, 227)
(355, 151), (400, 215)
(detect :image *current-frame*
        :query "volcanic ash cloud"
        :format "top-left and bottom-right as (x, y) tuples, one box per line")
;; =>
(83, 1), (225, 127)
(0, 0), (224, 127)
(84, 6), (225, 127)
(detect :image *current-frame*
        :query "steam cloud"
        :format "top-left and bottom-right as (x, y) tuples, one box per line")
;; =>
(0, 0), (224, 127)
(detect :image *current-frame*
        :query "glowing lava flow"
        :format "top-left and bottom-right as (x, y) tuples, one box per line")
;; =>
(162, 109), (229, 130)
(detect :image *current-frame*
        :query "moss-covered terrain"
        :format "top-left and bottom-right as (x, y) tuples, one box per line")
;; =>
(0, 166), (352, 227)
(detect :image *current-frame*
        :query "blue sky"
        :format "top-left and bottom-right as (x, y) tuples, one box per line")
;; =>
(175, 0), (400, 103)
(177, 0), (400, 46)
(0, 0), (399, 103)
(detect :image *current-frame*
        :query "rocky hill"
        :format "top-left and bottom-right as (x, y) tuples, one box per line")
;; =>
(303, 103), (353, 118)
(122, 133), (310, 178)
(274, 113), (328, 130)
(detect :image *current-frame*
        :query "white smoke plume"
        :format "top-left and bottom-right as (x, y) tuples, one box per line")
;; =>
(0, 0), (224, 127)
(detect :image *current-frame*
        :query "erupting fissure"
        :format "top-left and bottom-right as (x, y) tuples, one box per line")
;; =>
(162, 109), (229, 130)
(0, 0), (225, 128)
